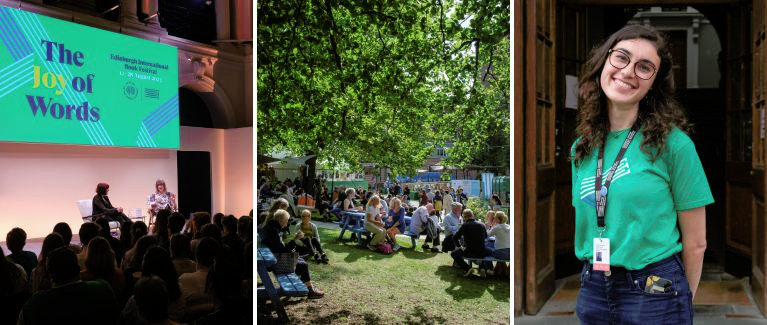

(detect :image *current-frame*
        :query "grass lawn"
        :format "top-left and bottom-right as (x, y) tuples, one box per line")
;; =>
(258, 227), (511, 324)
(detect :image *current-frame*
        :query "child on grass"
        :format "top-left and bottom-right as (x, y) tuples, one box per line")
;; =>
(294, 209), (328, 263)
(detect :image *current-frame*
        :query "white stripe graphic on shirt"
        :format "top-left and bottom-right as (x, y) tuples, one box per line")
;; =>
(579, 157), (631, 201)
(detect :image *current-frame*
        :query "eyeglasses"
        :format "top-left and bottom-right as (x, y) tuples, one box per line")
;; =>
(607, 49), (657, 80)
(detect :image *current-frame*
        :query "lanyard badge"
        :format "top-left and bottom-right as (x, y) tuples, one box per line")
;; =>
(593, 125), (638, 273)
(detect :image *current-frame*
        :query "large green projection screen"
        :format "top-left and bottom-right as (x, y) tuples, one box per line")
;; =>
(0, 6), (179, 148)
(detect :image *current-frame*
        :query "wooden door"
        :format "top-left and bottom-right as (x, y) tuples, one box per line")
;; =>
(751, 0), (767, 316)
(724, 2), (754, 277)
(515, 0), (557, 315)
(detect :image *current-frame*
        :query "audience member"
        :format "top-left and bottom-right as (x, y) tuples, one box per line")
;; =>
(133, 276), (180, 325)
(53, 222), (81, 254)
(194, 256), (250, 325)
(95, 217), (126, 265)
(80, 236), (126, 299)
(29, 233), (65, 293)
(237, 215), (252, 243)
(121, 246), (184, 324)
(189, 212), (212, 240)
(419, 190), (428, 206)
(122, 235), (159, 277)
(441, 202), (463, 253)
(260, 209), (324, 299)
(212, 213), (225, 231)
(170, 234), (197, 277)
(442, 189), (453, 217)
(342, 188), (359, 211)
(0, 246), (28, 325)
(5, 227), (37, 277)
(130, 221), (149, 248)
(294, 209), (328, 263)
(491, 194), (503, 211)
(221, 215), (244, 268)
(484, 211), (497, 231)
(18, 247), (120, 325)
(119, 220), (134, 252)
(169, 212), (186, 235)
(451, 209), (493, 277)
(278, 184), (300, 218)
(152, 209), (172, 250)
(78, 222), (102, 269)
(410, 203), (440, 252)
(179, 237), (218, 321)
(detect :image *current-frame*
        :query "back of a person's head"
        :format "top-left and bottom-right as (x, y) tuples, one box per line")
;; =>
(168, 212), (186, 234)
(169, 233), (192, 259)
(40, 233), (66, 271)
(239, 215), (253, 237)
(47, 246), (80, 285)
(222, 215), (238, 235)
(79, 222), (102, 247)
(213, 213), (225, 227)
(155, 209), (172, 232)
(131, 221), (148, 246)
(134, 275), (169, 323)
(141, 246), (180, 301)
(5, 227), (27, 253)
(129, 235), (159, 271)
(192, 212), (211, 238)
(85, 236), (116, 278)
(52, 222), (73, 245)
(195, 237), (219, 267)
(199, 224), (222, 243)
(94, 218), (112, 237)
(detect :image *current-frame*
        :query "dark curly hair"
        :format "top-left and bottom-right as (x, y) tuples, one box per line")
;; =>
(573, 24), (690, 166)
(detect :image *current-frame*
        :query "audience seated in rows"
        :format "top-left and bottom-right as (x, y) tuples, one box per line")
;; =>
(78, 222), (102, 269)
(133, 276), (180, 325)
(152, 209), (173, 251)
(169, 212), (186, 236)
(53, 222), (81, 255)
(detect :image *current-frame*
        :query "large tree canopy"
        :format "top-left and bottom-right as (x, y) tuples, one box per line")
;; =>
(257, 0), (510, 177)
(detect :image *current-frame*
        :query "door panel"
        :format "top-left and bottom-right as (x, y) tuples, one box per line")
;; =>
(751, 0), (767, 315)
(518, 0), (557, 315)
(725, 1), (754, 278)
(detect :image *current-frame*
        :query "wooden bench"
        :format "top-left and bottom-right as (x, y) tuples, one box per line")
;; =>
(256, 240), (308, 322)
(400, 216), (421, 248)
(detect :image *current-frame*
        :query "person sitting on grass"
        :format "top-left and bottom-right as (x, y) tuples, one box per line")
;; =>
(451, 209), (493, 277)
(364, 195), (388, 251)
(294, 209), (329, 263)
(260, 209), (324, 299)
(5, 227), (37, 277)
(410, 203), (441, 252)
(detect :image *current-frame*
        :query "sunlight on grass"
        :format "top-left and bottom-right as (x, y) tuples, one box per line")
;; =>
(261, 227), (511, 324)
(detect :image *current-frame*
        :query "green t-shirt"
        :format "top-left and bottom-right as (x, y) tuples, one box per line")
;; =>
(571, 127), (714, 270)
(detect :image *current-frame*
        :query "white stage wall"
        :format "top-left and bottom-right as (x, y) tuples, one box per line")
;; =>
(0, 126), (253, 239)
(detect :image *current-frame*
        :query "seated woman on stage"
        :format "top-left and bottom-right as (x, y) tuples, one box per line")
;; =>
(147, 179), (178, 225)
(92, 182), (130, 224)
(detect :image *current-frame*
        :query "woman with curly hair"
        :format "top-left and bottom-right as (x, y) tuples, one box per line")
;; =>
(571, 24), (712, 324)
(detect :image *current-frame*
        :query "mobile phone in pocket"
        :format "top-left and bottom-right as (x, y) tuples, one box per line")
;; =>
(644, 275), (673, 293)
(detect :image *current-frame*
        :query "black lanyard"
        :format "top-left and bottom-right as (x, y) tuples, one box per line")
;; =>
(595, 125), (639, 228)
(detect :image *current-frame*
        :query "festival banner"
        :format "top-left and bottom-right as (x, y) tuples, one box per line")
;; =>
(0, 5), (179, 148)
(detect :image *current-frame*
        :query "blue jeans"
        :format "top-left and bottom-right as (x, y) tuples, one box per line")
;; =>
(576, 254), (693, 325)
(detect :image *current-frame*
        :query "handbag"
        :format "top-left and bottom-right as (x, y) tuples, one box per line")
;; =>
(272, 251), (300, 274)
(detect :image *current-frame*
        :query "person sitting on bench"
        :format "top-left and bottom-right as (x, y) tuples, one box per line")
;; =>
(451, 209), (493, 277)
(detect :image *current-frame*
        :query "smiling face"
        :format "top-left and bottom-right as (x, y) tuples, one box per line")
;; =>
(599, 38), (660, 110)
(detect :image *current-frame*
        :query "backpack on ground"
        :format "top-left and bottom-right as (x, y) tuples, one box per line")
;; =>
(377, 242), (393, 254)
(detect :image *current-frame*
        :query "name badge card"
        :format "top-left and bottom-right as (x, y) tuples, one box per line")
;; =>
(593, 238), (610, 271)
